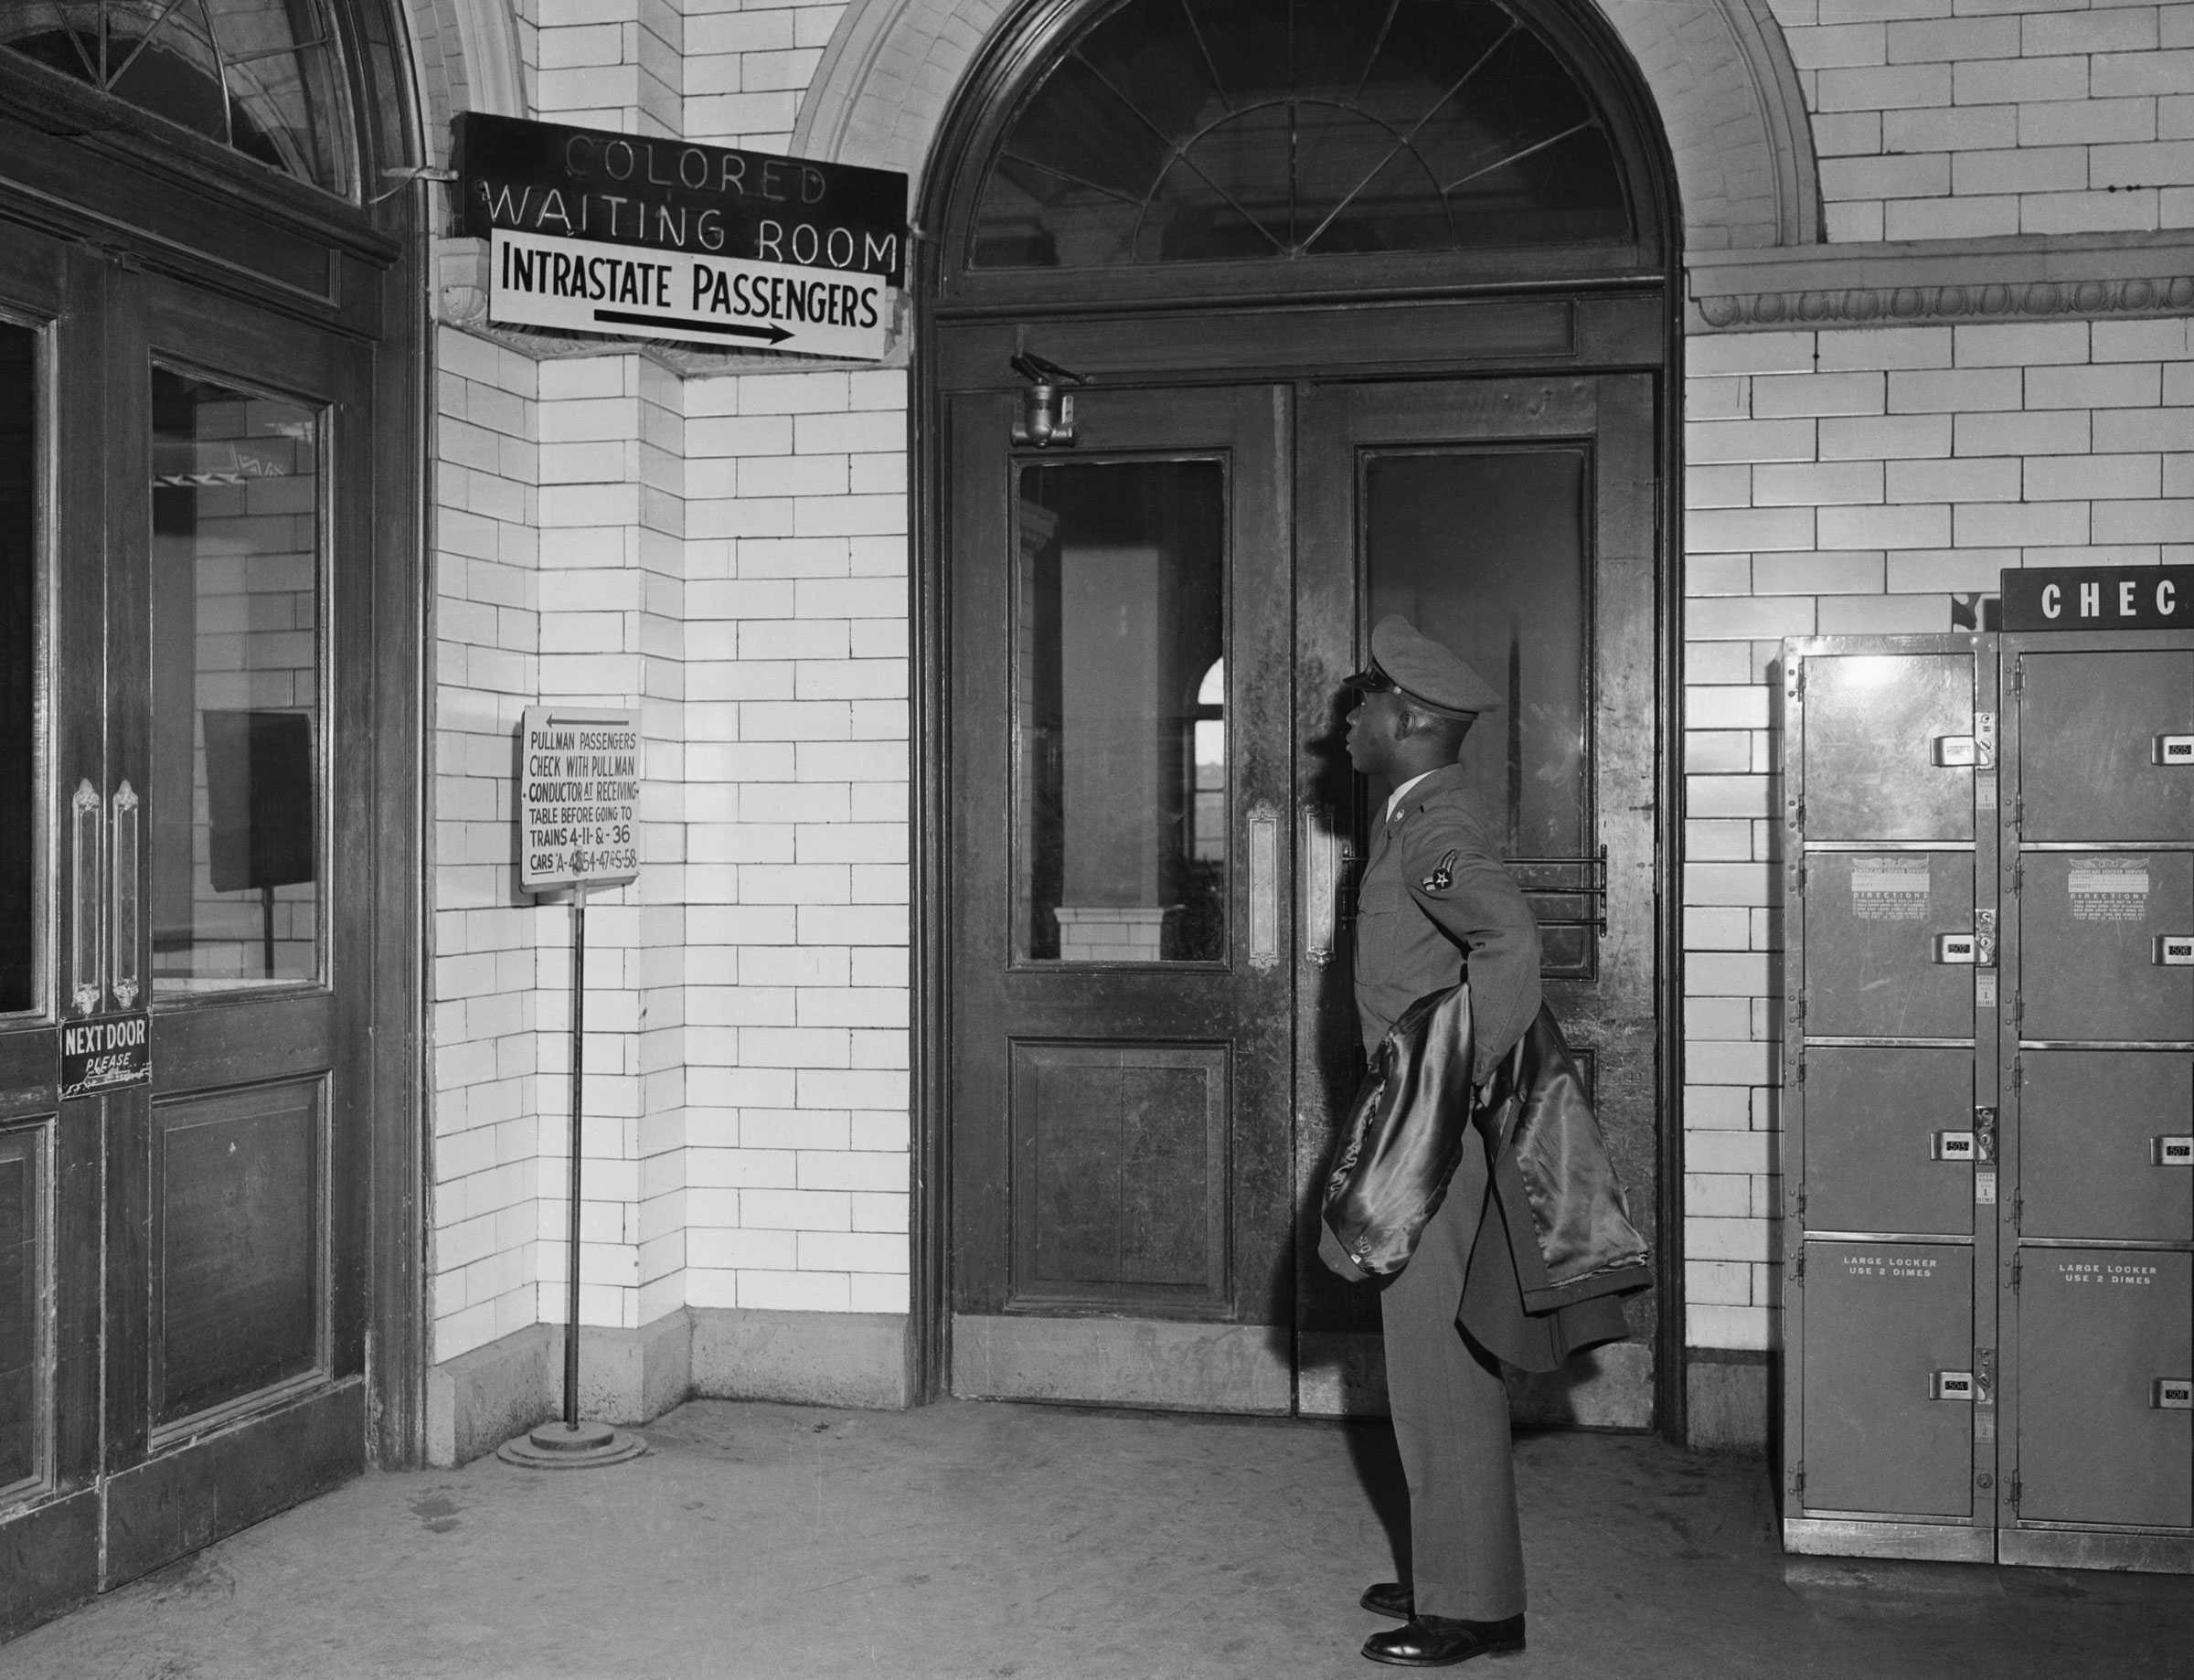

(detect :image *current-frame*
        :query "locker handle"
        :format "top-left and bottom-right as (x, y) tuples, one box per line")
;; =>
(1930, 1370), (1976, 1402)
(2154, 734), (2193, 767)
(2157, 1379), (2193, 1410)
(2154, 934), (2194, 966)
(2152, 1136), (2193, 1167)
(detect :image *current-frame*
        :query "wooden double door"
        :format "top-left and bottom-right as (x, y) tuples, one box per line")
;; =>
(945, 367), (1665, 1425)
(0, 224), (374, 1627)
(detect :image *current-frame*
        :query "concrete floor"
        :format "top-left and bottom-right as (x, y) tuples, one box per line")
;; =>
(5, 1399), (2189, 1680)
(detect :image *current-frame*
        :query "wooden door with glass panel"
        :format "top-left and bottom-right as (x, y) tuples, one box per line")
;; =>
(0, 240), (371, 1623)
(1294, 375), (1661, 1428)
(947, 384), (1299, 1412)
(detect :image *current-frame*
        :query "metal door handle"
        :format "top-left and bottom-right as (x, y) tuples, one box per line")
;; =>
(1305, 803), (1339, 969)
(1247, 802), (1279, 972)
(112, 781), (140, 1009)
(70, 779), (101, 1016)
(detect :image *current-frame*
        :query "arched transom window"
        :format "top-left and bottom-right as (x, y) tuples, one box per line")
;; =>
(2, 0), (353, 194)
(971, 0), (1632, 269)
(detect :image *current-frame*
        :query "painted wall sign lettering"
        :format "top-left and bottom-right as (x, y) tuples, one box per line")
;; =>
(2000, 564), (2192, 632)
(453, 112), (908, 294)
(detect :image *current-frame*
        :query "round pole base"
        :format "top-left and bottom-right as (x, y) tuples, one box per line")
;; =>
(495, 1419), (646, 1470)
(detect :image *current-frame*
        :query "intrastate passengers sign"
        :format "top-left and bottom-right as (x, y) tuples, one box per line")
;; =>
(520, 707), (642, 893)
(455, 113), (907, 360)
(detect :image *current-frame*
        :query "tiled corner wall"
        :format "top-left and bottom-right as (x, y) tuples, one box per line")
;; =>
(1679, 314), (2194, 1354)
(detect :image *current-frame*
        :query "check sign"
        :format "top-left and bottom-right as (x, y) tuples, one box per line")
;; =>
(492, 229), (889, 359)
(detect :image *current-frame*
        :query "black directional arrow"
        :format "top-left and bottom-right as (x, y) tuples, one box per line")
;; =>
(593, 308), (793, 345)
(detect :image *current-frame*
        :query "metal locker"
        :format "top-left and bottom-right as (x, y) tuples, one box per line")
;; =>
(1798, 1239), (1976, 1518)
(2018, 650), (2194, 842)
(1800, 652), (1978, 842)
(2013, 1248), (2193, 1530)
(1804, 1047), (1976, 1237)
(2018, 1052), (2194, 1244)
(2016, 851), (2194, 1044)
(1804, 852), (1978, 1041)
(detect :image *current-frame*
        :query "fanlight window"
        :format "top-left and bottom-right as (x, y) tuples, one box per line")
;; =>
(971, 0), (1630, 269)
(2, 0), (352, 194)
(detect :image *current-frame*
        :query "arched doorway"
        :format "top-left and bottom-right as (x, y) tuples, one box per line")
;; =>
(0, 0), (423, 1632)
(919, 0), (1679, 1427)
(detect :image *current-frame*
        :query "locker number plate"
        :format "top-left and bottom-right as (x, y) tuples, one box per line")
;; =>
(2155, 935), (2194, 966)
(1933, 1131), (1977, 1162)
(1935, 933), (1979, 964)
(2157, 1379), (2193, 1411)
(2156, 735), (2194, 767)
(1932, 1371), (1977, 1402)
(2154, 1136), (2194, 1167)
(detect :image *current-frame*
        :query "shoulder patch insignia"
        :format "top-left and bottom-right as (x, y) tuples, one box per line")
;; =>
(1422, 849), (1458, 893)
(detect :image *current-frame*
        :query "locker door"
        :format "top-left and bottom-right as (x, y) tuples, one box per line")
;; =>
(2004, 632), (2194, 1572)
(2014, 1249), (2192, 1530)
(1784, 637), (1995, 1560)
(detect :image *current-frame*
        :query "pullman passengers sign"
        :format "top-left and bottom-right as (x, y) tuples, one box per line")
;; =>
(454, 112), (908, 359)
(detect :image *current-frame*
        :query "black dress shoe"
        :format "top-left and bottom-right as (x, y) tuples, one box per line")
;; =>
(1361, 1613), (1526, 1667)
(1360, 1581), (1413, 1621)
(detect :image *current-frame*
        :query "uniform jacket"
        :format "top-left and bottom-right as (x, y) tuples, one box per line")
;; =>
(1352, 765), (1538, 1085)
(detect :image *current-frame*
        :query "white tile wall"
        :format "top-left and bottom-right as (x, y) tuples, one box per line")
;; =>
(1772, 0), (2194, 239)
(1681, 314), (2194, 1354)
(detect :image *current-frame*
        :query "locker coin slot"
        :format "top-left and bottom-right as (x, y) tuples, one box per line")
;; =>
(1932, 1131), (1977, 1162)
(2155, 734), (2193, 767)
(2157, 1378), (2193, 1410)
(2153, 1135), (2193, 1167)
(1931, 1371), (1976, 1402)
(1934, 933), (1979, 964)
(2155, 934), (2194, 966)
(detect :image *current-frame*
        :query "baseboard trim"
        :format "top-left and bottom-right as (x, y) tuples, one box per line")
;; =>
(425, 1308), (913, 1467)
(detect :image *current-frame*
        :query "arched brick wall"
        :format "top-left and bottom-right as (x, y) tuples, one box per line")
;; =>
(793, 0), (1821, 251)
(403, 0), (526, 162)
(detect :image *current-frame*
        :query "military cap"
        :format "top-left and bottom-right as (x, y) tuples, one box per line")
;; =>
(1343, 615), (1502, 718)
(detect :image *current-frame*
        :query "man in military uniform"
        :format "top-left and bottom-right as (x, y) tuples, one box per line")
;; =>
(1337, 615), (1541, 1668)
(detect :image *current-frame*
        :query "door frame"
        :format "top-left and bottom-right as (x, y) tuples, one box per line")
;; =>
(911, 0), (1687, 1434)
(0, 25), (428, 1491)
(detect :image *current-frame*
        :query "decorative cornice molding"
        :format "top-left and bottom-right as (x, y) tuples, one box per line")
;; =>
(1687, 231), (2194, 332)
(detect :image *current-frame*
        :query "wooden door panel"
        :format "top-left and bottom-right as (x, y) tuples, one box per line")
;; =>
(1294, 375), (1663, 1427)
(949, 382), (1296, 1405)
(1008, 1040), (1230, 1312)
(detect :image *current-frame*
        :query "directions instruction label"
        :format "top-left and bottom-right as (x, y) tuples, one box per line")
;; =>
(520, 706), (642, 893)
(491, 229), (890, 360)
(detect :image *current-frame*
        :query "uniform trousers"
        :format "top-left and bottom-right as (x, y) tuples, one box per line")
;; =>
(1377, 1138), (1525, 1622)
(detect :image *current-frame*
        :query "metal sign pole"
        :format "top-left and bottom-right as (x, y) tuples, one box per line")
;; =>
(564, 879), (586, 1429)
(500, 699), (648, 1469)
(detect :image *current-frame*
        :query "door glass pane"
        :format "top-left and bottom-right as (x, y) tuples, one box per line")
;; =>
(1364, 447), (1592, 968)
(150, 367), (321, 994)
(0, 324), (35, 1015)
(0, 1125), (47, 1494)
(1016, 460), (1227, 962)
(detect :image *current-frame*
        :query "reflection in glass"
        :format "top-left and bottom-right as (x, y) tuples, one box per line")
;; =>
(0, 324), (34, 1015)
(0, 0), (352, 193)
(151, 367), (321, 994)
(1365, 447), (1592, 966)
(1017, 461), (1227, 962)
(972, 0), (1629, 269)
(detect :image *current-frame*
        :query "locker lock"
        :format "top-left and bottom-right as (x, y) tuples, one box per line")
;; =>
(2155, 734), (2193, 767)
(2153, 1136), (2194, 1167)
(2157, 1379), (2194, 1411)
(2155, 934), (2194, 967)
